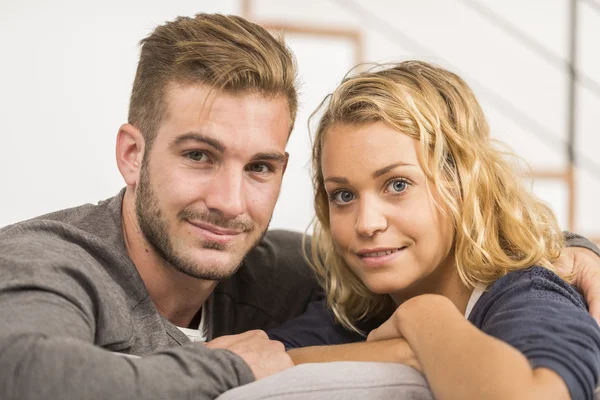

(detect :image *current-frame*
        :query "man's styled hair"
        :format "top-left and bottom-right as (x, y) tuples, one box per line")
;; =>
(309, 61), (564, 333)
(128, 13), (298, 148)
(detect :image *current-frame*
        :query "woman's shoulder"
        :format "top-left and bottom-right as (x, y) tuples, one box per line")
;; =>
(469, 266), (587, 326)
(468, 268), (600, 400)
(490, 266), (584, 305)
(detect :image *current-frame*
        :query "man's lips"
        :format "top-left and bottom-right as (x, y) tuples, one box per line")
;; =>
(186, 220), (244, 244)
(187, 220), (243, 235)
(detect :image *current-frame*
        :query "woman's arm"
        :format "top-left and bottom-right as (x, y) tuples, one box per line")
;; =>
(287, 338), (421, 371)
(370, 294), (569, 400)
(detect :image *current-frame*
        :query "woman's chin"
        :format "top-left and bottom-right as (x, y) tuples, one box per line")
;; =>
(363, 278), (410, 296)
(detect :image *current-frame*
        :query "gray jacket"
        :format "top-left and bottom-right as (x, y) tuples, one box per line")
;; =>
(0, 190), (322, 400)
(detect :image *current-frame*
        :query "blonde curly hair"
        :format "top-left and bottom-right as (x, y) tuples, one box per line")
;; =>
(308, 61), (564, 333)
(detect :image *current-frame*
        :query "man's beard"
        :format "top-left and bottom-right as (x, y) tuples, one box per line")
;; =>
(135, 160), (268, 281)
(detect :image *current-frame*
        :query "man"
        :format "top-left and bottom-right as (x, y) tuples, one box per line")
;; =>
(0, 12), (599, 400)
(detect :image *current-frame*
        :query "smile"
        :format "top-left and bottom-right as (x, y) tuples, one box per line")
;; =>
(186, 220), (243, 244)
(358, 247), (405, 258)
(355, 247), (407, 268)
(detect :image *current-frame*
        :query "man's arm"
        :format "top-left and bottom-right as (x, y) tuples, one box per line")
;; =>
(564, 231), (600, 257)
(0, 235), (287, 400)
(0, 291), (254, 400)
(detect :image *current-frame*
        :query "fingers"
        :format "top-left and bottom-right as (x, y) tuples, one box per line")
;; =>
(367, 325), (397, 342)
(228, 331), (284, 354)
(367, 316), (403, 342)
(563, 248), (600, 325)
(206, 330), (293, 380)
(586, 288), (600, 326)
(576, 254), (600, 325)
(205, 329), (267, 349)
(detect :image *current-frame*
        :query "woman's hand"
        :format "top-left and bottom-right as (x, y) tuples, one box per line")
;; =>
(367, 294), (452, 343)
(366, 304), (423, 372)
(367, 312), (403, 342)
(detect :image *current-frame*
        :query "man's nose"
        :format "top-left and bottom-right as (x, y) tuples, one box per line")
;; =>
(204, 166), (246, 219)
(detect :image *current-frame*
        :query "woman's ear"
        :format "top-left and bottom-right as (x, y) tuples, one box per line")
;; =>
(116, 123), (145, 187)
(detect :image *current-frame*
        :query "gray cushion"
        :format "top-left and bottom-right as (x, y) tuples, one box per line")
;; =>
(218, 361), (600, 399)
(216, 362), (433, 400)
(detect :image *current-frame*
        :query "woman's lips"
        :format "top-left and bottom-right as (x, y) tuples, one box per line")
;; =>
(356, 246), (406, 267)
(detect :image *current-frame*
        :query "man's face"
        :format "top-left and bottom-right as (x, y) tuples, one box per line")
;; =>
(135, 84), (290, 280)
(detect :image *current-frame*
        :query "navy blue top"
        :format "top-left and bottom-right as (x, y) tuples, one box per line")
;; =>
(267, 294), (368, 348)
(468, 266), (600, 399)
(269, 267), (600, 399)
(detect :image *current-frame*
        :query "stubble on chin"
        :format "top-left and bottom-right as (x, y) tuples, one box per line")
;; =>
(170, 226), (268, 281)
(135, 170), (270, 280)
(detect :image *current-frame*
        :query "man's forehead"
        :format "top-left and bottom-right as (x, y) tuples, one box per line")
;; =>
(164, 81), (290, 119)
(159, 82), (291, 149)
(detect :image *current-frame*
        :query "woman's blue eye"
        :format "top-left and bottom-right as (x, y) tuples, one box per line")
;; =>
(387, 179), (408, 193)
(187, 151), (209, 162)
(333, 191), (355, 203)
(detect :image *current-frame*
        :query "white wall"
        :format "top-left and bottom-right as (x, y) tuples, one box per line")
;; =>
(1, 0), (599, 238)
(0, 0), (238, 226)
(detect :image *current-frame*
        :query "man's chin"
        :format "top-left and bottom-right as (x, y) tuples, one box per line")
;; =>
(175, 247), (246, 281)
(171, 230), (266, 281)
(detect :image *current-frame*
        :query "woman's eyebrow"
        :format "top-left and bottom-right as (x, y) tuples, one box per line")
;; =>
(372, 162), (415, 178)
(324, 176), (349, 184)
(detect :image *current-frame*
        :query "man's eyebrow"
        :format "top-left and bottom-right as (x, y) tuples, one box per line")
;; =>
(372, 162), (415, 178)
(169, 132), (225, 152)
(251, 152), (288, 165)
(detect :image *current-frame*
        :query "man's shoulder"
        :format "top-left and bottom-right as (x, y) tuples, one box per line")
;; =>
(212, 230), (321, 333)
(0, 191), (124, 249)
(237, 229), (314, 280)
(0, 191), (129, 283)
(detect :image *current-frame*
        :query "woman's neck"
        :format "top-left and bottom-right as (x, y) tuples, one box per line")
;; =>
(390, 258), (473, 315)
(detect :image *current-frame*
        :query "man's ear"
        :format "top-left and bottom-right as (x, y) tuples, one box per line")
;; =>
(116, 123), (145, 186)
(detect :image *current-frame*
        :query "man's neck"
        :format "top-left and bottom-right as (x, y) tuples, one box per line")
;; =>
(121, 189), (217, 327)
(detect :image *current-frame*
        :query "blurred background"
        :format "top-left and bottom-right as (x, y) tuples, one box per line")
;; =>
(1, 0), (599, 242)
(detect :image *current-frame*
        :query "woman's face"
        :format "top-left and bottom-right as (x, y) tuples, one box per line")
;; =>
(321, 122), (456, 303)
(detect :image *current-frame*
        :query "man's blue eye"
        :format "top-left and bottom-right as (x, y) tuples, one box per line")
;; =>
(187, 151), (208, 162)
(248, 164), (272, 173)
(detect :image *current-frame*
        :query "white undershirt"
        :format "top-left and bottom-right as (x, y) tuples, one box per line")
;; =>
(464, 286), (486, 319)
(176, 307), (208, 343)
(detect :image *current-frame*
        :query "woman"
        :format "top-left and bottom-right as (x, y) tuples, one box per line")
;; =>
(298, 61), (600, 399)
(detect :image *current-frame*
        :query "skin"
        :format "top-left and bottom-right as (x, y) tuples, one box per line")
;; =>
(116, 82), (293, 378)
(322, 122), (469, 308)
(296, 121), (571, 399)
